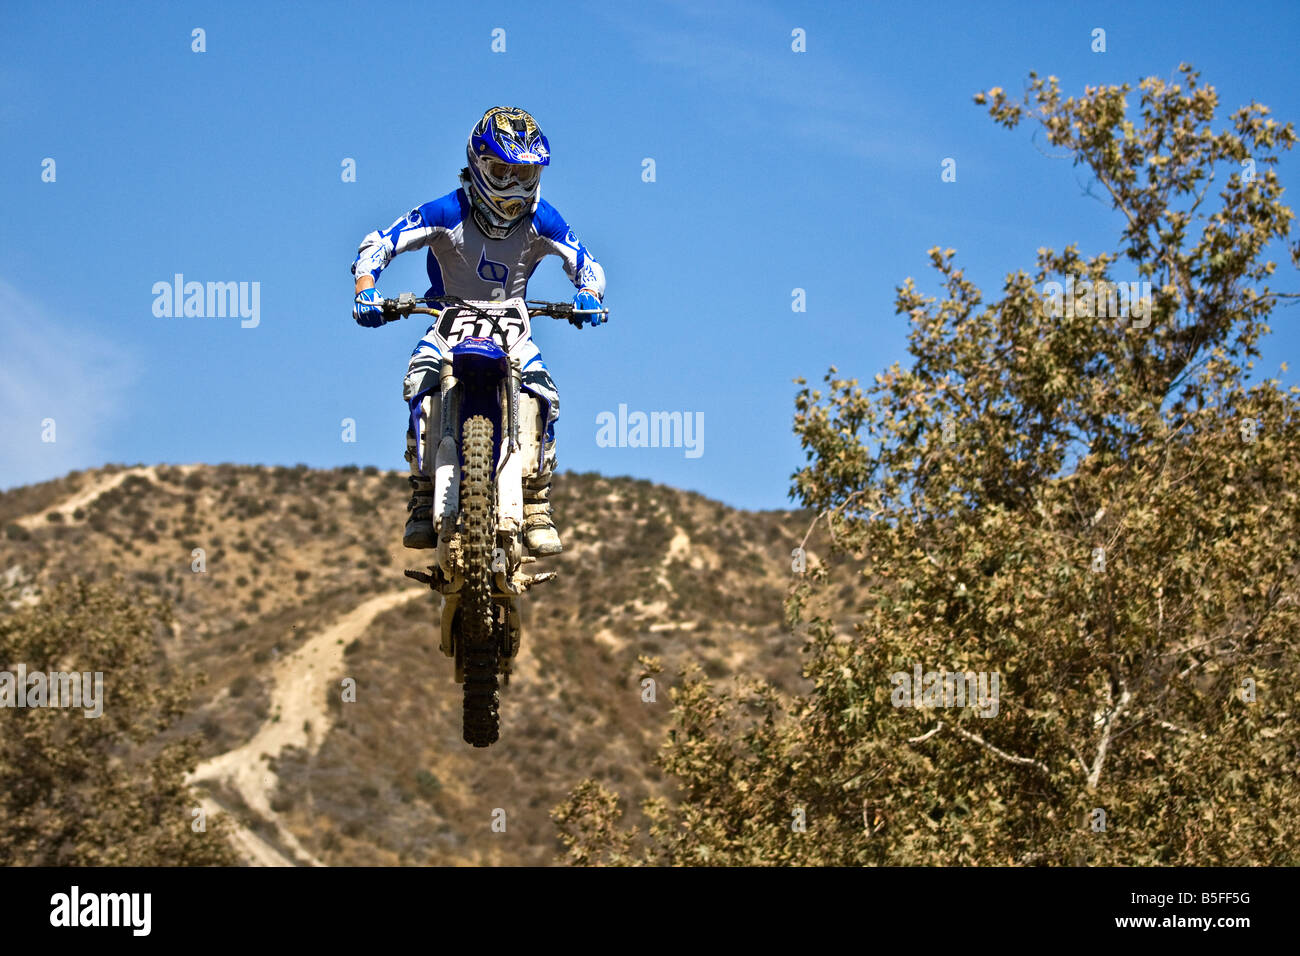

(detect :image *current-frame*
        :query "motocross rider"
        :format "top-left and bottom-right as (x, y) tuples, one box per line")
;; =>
(350, 106), (606, 556)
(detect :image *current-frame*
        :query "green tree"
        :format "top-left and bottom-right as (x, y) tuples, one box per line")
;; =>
(555, 66), (1300, 866)
(0, 578), (237, 865)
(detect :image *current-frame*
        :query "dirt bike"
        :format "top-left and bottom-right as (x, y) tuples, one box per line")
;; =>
(377, 293), (608, 747)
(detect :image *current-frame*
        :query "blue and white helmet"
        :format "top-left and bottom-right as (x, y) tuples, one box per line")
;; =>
(464, 106), (550, 238)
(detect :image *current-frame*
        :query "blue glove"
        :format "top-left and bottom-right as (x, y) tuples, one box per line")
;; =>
(353, 288), (384, 327)
(572, 289), (605, 327)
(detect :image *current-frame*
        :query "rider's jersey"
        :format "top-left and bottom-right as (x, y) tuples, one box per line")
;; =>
(352, 186), (606, 303)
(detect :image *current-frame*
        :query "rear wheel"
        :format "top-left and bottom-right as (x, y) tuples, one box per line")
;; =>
(459, 415), (499, 748)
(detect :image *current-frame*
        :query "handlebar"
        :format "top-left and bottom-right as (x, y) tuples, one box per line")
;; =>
(376, 293), (608, 325)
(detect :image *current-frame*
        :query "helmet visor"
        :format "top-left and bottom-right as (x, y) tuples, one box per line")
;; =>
(481, 157), (541, 189)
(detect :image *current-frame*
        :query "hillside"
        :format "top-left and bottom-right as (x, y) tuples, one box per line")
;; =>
(0, 463), (857, 865)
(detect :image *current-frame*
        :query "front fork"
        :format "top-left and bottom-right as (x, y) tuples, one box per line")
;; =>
(430, 357), (529, 680)
(431, 357), (524, 581)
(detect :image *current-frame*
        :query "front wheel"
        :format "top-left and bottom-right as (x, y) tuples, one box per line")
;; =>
(459, 415), (500, 748)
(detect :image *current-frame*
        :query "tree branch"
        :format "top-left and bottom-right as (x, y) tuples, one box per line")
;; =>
(908, 721), (1050, 774)
(1086, 679), (1132, 790)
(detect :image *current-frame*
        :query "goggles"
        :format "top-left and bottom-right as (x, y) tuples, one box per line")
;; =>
(480, 156), (541, 189)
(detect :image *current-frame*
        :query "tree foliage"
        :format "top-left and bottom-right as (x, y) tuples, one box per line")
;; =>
(555, 66), (1300, 865)
(0, 579), (237, 865)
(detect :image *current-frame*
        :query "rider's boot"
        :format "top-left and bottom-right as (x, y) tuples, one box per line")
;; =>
(523, 440), (562, 555)
(404, 426), (436, 549)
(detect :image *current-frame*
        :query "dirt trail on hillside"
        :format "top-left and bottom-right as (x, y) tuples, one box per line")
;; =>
(194, 795), (297, 867)
(17, 464), (198, 529)
(188, 587), (423, 866)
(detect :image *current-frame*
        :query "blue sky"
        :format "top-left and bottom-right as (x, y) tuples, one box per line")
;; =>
(2, 0), (1297, 509)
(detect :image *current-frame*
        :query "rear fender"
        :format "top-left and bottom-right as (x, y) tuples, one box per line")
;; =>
(439, 594), (458, 660)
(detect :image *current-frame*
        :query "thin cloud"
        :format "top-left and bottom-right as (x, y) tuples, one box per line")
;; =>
(594, 1), (930, 164)
(0, 280), (137, 490)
